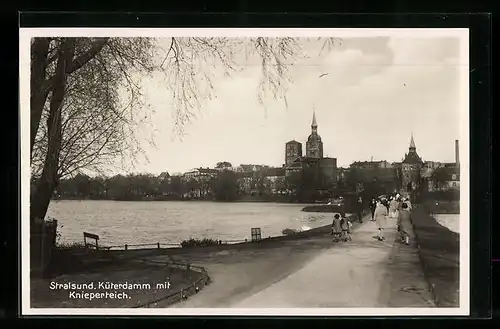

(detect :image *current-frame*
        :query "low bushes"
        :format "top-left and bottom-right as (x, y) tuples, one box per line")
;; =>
(56, 241), (87, 250)
(180, 238), (222, 248)
(282, 228), (300, 236)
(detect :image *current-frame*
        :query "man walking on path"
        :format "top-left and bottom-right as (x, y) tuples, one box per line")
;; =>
(357, 196), (363, 223)
(369, 197), (377, 221)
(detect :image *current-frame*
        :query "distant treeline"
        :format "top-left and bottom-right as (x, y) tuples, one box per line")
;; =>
(38, 169), (407, 205)
(35, 160), (461, 204)
(44, 172), (243, 202)
(42, 172), (319, 202)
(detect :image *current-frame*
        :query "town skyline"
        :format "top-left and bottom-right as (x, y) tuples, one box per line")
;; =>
(92, 35), (465, 176)
(96, 132), (460, 178)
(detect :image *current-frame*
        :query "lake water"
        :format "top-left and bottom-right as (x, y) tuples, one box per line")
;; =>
(47, 201), (335, 246)
(433, 214), (460, 234)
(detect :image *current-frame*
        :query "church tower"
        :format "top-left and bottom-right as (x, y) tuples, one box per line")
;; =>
(401, 133), (423, 193)
(306, 110), (323, 158)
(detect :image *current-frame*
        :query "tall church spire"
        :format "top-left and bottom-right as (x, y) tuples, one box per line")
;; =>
(306, 107), (323, 158)
(409, 132), (416, 151)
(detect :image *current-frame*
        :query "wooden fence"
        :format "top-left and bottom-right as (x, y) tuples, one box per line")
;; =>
(104, 239), (249, 251)
(89, 219), (362, 252)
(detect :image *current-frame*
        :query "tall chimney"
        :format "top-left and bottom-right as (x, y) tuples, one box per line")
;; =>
(455, 140), (459, 166)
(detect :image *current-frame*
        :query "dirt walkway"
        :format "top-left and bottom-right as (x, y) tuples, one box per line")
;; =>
(170, 215), (435, 308)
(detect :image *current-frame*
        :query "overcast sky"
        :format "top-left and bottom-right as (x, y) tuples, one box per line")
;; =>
(121, 35), (465, 175)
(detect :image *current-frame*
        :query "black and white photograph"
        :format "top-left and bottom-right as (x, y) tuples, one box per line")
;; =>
(20, 28), (469, 316)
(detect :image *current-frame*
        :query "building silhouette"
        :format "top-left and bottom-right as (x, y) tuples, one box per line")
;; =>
(284, 110), (337, 188)
(401, 133), (424, 193)
(285, 140), (302, 166)
(306, 110), (323, 158)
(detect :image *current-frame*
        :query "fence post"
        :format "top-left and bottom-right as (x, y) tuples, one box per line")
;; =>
(125, 244), (128, 251)
(157, 242), (160, 249)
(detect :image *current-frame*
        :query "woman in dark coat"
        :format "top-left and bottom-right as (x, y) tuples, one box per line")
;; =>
(397, 202), (412, 245)
(369, 197), (377, 221)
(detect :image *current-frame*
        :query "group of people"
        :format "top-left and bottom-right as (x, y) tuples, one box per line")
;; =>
(366, 193), (413, 243)
(331, 212), (353, 242)
(330, 193), (413, 244)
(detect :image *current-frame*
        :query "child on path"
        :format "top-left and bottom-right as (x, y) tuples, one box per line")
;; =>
(331, 213), (342, 242)
(341, 216), (352, 241)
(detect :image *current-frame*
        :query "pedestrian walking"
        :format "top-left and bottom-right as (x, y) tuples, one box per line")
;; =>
(389, 196), (399, 219)
(404, 197), (412, 212)
(383, 197), (390, 212)
(331, 213), (342, 242)
(341, 216), (352, 241)
(357, 196), (363, 223)
(369, 197), (377, 221)
(397, 202), (412, 245)
(374, 199), (388, 241)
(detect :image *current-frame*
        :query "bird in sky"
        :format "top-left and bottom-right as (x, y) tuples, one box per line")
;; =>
(319, 73), (329, 78)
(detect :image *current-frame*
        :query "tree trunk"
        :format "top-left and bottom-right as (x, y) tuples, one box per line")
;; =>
(30, 38), (109, 160)
(30, 38), (51, 159)
(30, 39), (75, 222)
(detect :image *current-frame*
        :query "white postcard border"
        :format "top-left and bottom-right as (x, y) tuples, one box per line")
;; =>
(19, 27), (470, 317)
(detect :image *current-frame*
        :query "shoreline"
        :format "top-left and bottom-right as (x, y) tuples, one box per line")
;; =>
(54, 210), (364, 252)
(50, 197), (328, 204)
(47, 212), (367, 279)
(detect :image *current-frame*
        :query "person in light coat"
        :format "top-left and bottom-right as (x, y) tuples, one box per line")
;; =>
(374, 199), (388, 241)
(389, 196), (399, 218)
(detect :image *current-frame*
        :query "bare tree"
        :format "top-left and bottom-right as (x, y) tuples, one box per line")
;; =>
(30, 36), (340, 222)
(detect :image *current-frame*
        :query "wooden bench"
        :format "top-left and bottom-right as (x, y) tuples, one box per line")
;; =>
(83, 232), (111, 251)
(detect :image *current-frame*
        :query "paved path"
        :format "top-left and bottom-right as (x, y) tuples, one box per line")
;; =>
(171, 214), (435, 308)
(232, 216), (434, 307)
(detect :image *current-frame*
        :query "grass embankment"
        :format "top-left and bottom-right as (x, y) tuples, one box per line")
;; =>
(410, 204), (460, 307)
